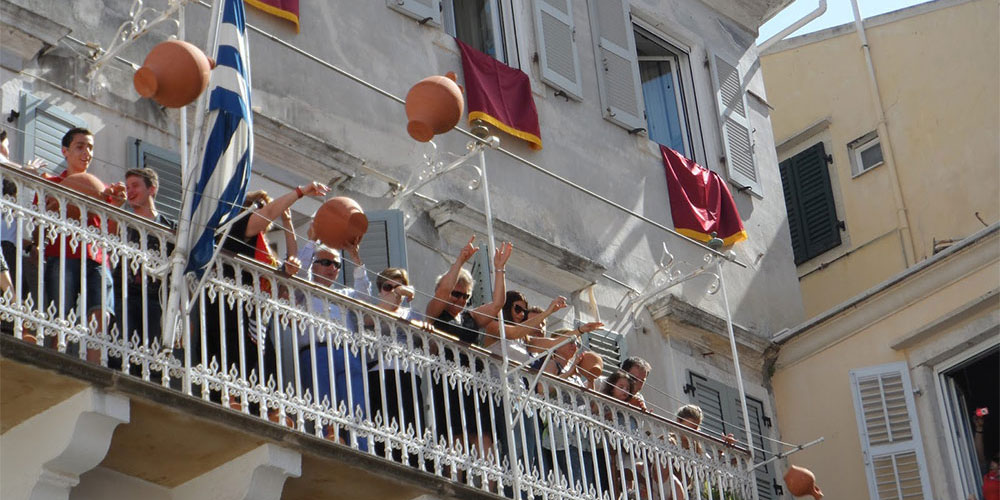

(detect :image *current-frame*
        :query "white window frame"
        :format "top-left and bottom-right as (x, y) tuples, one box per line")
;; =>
(443, 0), (507, 64)
(848, 131), (884, 177)
(636, 49), (692, 158)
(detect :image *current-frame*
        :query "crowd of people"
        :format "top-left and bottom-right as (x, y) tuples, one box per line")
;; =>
(1, 126), (735, 498)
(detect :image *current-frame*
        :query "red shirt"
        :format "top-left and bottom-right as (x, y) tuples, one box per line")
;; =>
(40, 170), (105, 264)
(985, 469), (999, 500)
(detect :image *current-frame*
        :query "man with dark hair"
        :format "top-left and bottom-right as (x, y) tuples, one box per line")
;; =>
(113, 167), (175, 365)
(620, 356), (651, 411)
(41, 128), (120, 360)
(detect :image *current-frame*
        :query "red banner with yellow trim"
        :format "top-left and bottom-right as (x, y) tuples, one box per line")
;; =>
(244, 0), (299, 31)
(455, 38), (542, 150)
(661, 145), (747, 246)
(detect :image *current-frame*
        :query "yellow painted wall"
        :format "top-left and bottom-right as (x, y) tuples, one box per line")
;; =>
(761, 0), (1000, 317)
(772, 256), (999, 499)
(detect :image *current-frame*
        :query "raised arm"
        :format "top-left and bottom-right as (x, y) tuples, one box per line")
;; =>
(483, 295), (567, 342)
(245, 182), (328, 238)
(426, 236), (478, 319)
(470, 241), (512, 327)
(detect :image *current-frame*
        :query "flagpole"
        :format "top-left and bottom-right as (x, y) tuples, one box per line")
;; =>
(163, 0), (225, 353)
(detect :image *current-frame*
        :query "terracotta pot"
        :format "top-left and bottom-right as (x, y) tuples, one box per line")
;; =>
(577, 351), (604, 382)
(134, 39), (213, 108)
(313, 197), (368, 250)
(58, 173), (105, 220)
(784, 465), (823, 499)
(405, 71), (464, 142)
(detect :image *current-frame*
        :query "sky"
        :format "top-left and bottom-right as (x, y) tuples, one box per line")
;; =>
(757, 0), (936, 43)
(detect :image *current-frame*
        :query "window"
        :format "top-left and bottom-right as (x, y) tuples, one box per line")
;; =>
(335, 209), (408, 287)
(850, 363), (932, 499)
(443, 0), (506, 62)
(779, 142), (842, 264)
(849, 131), (884, 176)
(635, 28), (692, 157)
(17, 92), (88, 175)
(583, 329), (627, 375)
(127, 138), (182, 223)
(688, 372), (778, 499)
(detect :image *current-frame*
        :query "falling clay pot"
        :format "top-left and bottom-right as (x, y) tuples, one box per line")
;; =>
(58, 173), (106, 221)
(134, 39), (213, 108)
(784, 465), (823, 499)
(405, 72), (464, 142)
(312, 197), (368, 250)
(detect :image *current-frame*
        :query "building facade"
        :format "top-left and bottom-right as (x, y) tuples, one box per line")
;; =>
(1, 0), (806, 498)
(762, 1), (1000, 499)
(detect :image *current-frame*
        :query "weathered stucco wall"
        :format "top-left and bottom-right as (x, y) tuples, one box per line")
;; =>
(761, 0), (1000, 317)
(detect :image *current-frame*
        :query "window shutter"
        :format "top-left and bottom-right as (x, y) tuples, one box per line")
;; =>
(339, 209), (408, 287)
(688, 373), (727, 437)
(583, 329), (627, 375)
(387, 0), (441, 26)
(734, 397), (778, 500)
(532, 0), (582, 100)
(587, 0), (645, 131)
(850, 363), (932, 500)
(779, 142), (841, 264)
(127, 138), (183, 223)
(709, 54), (760, 195)
(468, 246), (492, 308)
(17, 92), (87, 174)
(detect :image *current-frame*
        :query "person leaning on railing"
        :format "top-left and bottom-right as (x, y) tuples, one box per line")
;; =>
(37, 128), (123, 361)
(425, 236), (512, 463)
(365, 266), (425, 466)
(192, 181), (327, 410)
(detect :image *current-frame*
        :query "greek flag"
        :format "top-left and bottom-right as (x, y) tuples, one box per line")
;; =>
(184, 0), (253, 276)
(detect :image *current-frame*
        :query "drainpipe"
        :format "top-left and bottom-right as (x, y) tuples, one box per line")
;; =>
(850, 0), (916, 266)
(757, 0), (827, 53)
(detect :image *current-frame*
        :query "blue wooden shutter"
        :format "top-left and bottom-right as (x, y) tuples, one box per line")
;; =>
(779, 142), (841, 264)
(17, 92), (87, 174)
(127, 137), (182, 223)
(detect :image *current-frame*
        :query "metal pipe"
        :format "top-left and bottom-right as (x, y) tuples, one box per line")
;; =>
(850, 0), (915, 267)
(758, 0), (828, 53)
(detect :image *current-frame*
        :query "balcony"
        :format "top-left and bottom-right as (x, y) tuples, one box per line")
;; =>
(0, 164), (754, 500)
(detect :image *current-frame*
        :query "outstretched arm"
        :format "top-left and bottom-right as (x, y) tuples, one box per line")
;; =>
(471, 241), (512, 327)
(483, 295), (567, 341)
(245, 182), (328, 238)
(426, 236), (478, 319)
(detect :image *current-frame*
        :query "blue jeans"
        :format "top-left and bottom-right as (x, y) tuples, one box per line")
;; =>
(44, 257), (113, 320)
(300, 345), (369, 451)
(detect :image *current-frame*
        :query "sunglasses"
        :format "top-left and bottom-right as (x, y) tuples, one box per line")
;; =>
(313, 258), (341, 269)
(513, 304), (527, 315)
(381, 282), (402, 293)
(451, 290), (472, 301)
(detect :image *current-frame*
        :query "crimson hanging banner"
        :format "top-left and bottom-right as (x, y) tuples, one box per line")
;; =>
(244, 0), (299, 31)
(455, 38), (542, 150)
(661, 144), (747, 246)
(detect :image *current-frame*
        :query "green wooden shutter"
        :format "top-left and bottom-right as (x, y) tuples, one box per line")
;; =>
(127, 138), (182, 223)
(468, 247), (492, 308)
(779, 142), (841, 264)
(17, 92), (87, 174)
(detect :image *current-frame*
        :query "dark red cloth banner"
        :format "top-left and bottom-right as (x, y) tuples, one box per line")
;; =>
(455, 38), (542, 150)
(661, 145), (747, 246)
(244, 0), (299, 31)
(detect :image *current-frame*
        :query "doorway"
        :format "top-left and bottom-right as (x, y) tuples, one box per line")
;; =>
(941, 345), (999, 499)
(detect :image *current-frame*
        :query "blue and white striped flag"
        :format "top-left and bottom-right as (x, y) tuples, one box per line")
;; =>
(184, 0), (253, 276)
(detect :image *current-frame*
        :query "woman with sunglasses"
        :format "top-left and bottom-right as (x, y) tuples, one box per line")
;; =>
(425, 236), (513, 470)
(365, 267), (426, 466)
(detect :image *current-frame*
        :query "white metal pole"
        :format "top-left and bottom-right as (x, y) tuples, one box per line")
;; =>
(475, 138), (521, 495)
(717, 257), (759, 500)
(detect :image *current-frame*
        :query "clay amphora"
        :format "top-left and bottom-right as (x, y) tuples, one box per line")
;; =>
(784, 465), (823, 499)
(312, 197), (368, 250)
(58, 173), (105, 220)
(134, 40), (213, 108)
(405, 72), (464, 142)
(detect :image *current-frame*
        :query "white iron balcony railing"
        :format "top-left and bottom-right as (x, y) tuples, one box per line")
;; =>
(0, 164), (754, 500)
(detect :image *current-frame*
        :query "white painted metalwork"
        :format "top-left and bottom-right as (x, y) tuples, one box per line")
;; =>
(0, 164), (756, 499)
